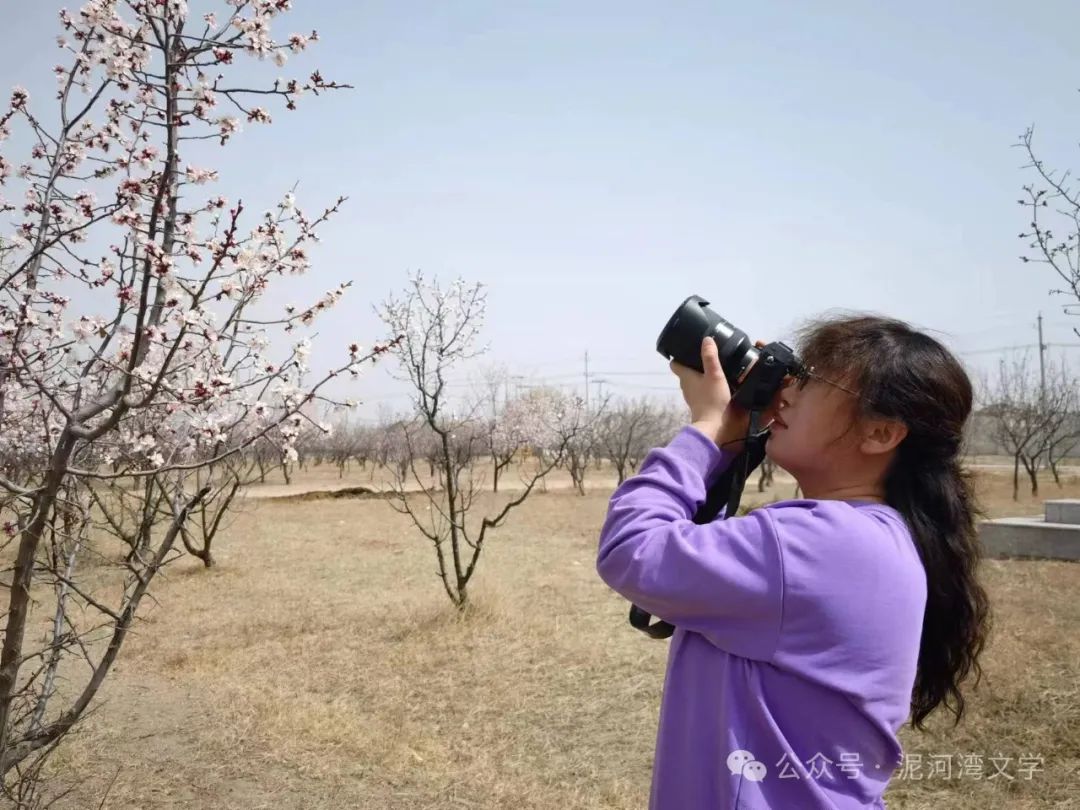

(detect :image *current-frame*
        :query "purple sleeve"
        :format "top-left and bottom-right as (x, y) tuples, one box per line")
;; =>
(596, 425), (785, 661)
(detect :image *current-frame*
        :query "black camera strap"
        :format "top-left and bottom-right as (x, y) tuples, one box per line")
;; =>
(627, 410), (770, 640)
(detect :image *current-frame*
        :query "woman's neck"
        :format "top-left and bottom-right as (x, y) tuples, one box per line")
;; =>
(798, 481), (887, 503)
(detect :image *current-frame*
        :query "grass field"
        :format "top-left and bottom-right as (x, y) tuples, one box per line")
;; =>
(39, 460), (1080, 809)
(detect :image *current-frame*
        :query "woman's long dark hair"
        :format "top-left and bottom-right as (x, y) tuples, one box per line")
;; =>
(794, 313), (992, 731)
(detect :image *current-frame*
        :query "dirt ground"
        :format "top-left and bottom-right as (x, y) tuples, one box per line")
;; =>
(35, 460), (1080, 809)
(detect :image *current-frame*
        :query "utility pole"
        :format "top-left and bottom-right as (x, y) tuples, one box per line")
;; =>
(584, 350), (590, 412)
(1038, 312), (1047, 404)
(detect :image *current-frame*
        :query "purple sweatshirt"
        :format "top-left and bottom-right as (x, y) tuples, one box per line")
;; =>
(597, 426), (927, 810)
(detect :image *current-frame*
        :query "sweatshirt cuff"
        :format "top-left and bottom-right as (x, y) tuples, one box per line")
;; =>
(668, 424), (739, 485)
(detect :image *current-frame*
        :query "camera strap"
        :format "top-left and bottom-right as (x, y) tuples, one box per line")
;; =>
(627, 409), (770, 639)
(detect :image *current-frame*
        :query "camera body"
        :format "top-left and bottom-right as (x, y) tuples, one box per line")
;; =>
(655, 295), (803, 411)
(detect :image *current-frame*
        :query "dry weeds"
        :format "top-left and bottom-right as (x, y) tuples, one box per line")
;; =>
(30, 462), (1080, 809)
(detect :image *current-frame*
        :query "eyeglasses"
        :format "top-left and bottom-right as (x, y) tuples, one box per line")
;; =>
(786, 365), (863, 399)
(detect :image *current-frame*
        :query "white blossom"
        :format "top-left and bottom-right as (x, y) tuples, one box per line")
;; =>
(184, 165), (219, 185)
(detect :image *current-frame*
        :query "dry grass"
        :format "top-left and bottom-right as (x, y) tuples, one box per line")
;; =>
(32, 463), (1080, 809)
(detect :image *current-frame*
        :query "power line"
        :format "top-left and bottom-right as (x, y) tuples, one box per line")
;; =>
(956, 342), (1080, 356)
(593, 370), (670, 377)
(957, 344), (1033, 356)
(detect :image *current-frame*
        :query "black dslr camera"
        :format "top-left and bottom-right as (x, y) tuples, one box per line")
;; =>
(656, 295), (805, 412)
(626, 295), (806, 639)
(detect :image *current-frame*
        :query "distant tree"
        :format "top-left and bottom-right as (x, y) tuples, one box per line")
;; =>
(560, 393), (608, 495)
(378, 273), (579, 610)
(757, 457), (776, 493)
(980, 353), (1078, 498)
(1045, 410), (1080, 486)
(596, 398), (680, 484)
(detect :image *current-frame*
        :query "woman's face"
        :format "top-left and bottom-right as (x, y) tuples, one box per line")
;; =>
(765, 372), (864, 477)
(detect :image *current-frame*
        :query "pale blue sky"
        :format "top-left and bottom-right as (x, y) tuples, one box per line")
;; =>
(6, 1), (1080, 417)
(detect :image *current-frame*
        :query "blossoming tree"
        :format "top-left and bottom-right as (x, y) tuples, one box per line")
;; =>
(0, 0), (393, 795)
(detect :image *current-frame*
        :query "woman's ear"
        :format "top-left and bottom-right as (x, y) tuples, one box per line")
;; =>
(860, 418), (908, 456)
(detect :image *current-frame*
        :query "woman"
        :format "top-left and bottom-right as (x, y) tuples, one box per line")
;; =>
(596, 314), (991, 809)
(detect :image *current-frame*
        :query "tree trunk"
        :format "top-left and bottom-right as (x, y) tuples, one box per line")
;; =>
(536, 451), (548, 492)
(1048, 451), (1063, 486)
(439, 431), (467, 610)
(1025, 459), (1039, 497)
(1013, 454), (1020, 501)
(572, 462), (586, 495)
(134, 476), (155, 560)
(0, 433), (77, 759)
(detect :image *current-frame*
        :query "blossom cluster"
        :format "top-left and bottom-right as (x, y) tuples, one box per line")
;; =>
(0, 0), (364, 477)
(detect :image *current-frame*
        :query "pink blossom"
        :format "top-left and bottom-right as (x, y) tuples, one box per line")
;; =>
(78, 1), (114, 27)
(71, 316), (107, 342)
(216, 116), (239, 141)
(134, 146), (158, 169)
(154, 254), (174, 277)
(184, 165), (219, 185)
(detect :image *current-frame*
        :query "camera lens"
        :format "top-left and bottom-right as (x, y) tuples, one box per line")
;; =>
(656, 295), (759, 385)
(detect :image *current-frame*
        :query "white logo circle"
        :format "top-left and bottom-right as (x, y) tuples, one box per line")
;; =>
(727, 748), (767, 781)
(743, 760), (767, 782)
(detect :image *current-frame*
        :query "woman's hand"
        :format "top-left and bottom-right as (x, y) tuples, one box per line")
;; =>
(670, 337), (751, 449)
